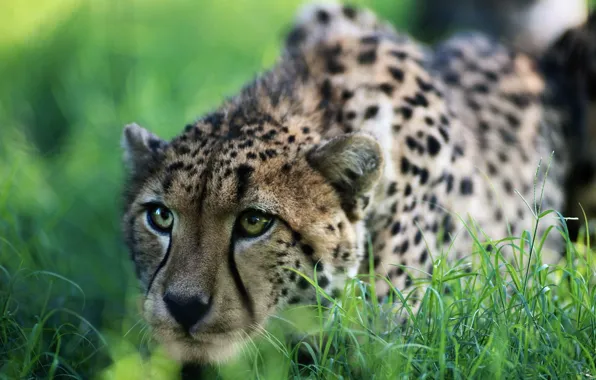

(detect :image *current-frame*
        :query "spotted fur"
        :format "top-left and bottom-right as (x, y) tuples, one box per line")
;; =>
(121, 2), (586, 365)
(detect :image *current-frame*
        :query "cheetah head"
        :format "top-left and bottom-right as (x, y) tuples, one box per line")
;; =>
(120, 120), (383, 364)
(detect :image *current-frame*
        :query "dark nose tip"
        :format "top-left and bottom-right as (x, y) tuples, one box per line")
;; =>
(163, 292), (212, 331)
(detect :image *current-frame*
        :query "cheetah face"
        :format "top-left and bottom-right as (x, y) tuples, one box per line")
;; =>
(121, 123), (382, 364)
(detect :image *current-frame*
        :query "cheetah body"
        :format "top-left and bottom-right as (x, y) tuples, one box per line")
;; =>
(121, 3), (571, 364)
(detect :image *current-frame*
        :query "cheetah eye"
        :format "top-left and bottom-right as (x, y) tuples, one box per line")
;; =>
(146, 204), (174, 234)
(235, 209), (274, 238)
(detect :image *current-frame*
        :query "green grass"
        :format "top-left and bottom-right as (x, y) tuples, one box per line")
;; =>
(230, 240), (596, 380)
(0, 1), (595, 379)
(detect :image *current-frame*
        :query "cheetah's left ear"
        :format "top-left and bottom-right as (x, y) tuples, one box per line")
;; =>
(121, 123), (167, 175)
(307, 133), (383, 218)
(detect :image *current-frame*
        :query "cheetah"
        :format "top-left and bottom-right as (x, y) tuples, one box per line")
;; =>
(121, 2), (589, 367)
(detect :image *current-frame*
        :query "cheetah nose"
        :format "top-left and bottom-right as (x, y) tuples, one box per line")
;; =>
(163, 291), (212, 332)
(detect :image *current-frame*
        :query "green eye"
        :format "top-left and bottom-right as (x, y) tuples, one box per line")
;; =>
(236, 209), (274, 238)
(147, 205), (174, 233)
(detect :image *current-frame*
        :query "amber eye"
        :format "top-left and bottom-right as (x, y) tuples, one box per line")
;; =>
(236, 209), (274, 238)
(146, 205), (174, 233)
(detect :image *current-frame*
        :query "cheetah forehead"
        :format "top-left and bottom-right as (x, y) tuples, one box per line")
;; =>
(136, 115), (338, 220)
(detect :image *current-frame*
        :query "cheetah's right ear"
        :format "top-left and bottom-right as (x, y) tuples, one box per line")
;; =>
(307, 133), (383, 218)
(121, 123), (167, 175)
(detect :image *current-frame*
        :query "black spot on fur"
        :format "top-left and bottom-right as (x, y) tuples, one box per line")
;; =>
(443, 72), (460, 86)
(301, 244), (315, 256)
(167, 161), (184, 172)
(426, 135), (441, 156)
(327, 59), (346, 74)
(445, 174), (453, 194)
(487, 162), (498, 175)
(499, 128), (517, 143)
(472, 83), (489, 94)
(236, 165), (254, 201)
(503, 180), (513, 194)
(373, 255), (381, 269)
(405, 136), (422, 154)
(342, 5), (357, 19)
(399, 106), (413, 120)
(404, 184), (412, 196)
(428, 194), (438, 210)
(391, 222), (401, 236)
(316, 9), (330, 24)
(361, 195), (370, 208)
(441, 215), (454, 244)
(342, 90), (354, 100)
(390, 50), (408, 60)
(507, 93), (532, 109)
(414, 230), (422, 245)
(298, 277), (310, 289)
(318, 275), (330, 288)
(419, 168), (429, 185)
(320, 79), (332, 100)
(400, 240), (410, 255)
(364, 106), (379, 120)
(414, 92), (429, 107)
(498, 151), (509, 163)
(286, 27), (306, 47)
(460, 178), (474, 195)
(401, 157), (411, 174)
(149, 138), (164, 151)
(387, 182), (397, 196)
(358, 50), (377, 64)
(379, 83), (394, 96)
(203, 112), (225, 130)
(506, 113), (520, 128)
(438, 127), (449, 142)
(483, 70), (498, 82)
(388, 67), (404, 82)
(361, 35), (379, 44)
(419, 249), (428, 264)
(467, 98), (481, 111)
(416, 77), (434, 92)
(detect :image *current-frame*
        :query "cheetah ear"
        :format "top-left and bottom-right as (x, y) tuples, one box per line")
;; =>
(308, 132), (383, 209)
(121, 123), (167, 174)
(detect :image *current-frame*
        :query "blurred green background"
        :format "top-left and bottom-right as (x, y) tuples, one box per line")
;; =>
(0, 0), (411, 377)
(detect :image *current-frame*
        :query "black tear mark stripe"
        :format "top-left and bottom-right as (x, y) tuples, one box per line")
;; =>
(236, 164), (254, 201)
(127, 214), (138, 262)
(228, 241), (255, 320)
(146, 235), (173, 297)
(127, 214), (145, 280)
